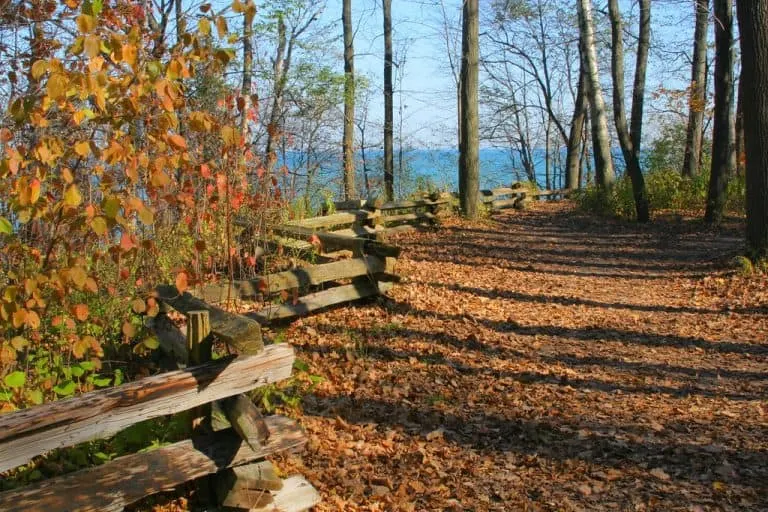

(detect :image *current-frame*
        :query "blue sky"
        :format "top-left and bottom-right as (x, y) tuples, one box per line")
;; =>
(289, 0), (703, 146)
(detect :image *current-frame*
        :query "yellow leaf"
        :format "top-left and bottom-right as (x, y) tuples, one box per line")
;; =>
(70, 36), (84, 55)
(91, 216), (108, 235)
(198, 18), (211, 36)
(25, 310), (40, 329)
(74, 140), (91, 156)
(138, 205), (154, 225)
(69, 267), (88, 288)
(121, 44), (137, 67)
(88, 55), (104, 72)
(220, 125), (240, 147)
(31, 60), (48, 80)
(76, 14), (95, 33)
(62, 168), (74, 184)
(64, 184), (82, 207)
(84, 34), (101, 58)
(84, 277), (98, 293)
(47, 73), (68, 100)
(12, 309), (27, 328)
(131, 298), (146, 314)
(10, 336), (28, 351)
(150, 170), (170, 187)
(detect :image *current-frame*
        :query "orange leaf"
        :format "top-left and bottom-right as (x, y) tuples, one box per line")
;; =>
(167, 133), (187, 150)
(176, 271), (188, 294)
(72, 303), (89, 321)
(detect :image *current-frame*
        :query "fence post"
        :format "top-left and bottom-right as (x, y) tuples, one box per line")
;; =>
(187, 310), (212, 433)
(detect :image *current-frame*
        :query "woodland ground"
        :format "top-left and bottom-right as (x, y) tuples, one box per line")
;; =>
(271, 201), (768, 512)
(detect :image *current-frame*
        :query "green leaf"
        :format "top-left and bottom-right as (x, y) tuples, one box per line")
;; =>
(71, 365), (85, 378)
(143, 336), (160, 350)
(0, 391), (12, 401)
(113, 369), (123, 386)
(92, 376), (112, 387)
(25, 389), (43, 405)
(293, 358), (309, 372)
(94, 451), (113, 462)
(79, 361), (95, 371)
(91, 0), (103, 15)
(53, 380), (77, 396)
(0, 216), (12, 235)
(4, 371), (25, 389)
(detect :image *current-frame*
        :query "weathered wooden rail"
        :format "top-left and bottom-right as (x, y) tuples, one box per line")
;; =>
(0, 298), (320, 512)
(480, 184), (568, 213)
(334, 192), (452, 234)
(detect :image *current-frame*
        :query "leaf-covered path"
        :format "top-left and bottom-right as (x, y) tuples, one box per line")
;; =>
(278, 202), (768, 511)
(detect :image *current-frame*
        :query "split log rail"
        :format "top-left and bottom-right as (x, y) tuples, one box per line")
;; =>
(0, 296), (321, 512)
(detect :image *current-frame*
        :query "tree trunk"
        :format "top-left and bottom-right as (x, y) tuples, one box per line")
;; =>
(459, 0), (480, 219)
(545, 118), (552, 190)
(682, 0), (709, 178)
(383, 0), (394, 201)
(735, 71), (744, 176)
(608, 0), (650, 222)
(342, 0), (356, 200)
(566, 59), (587, 189)
(577, 0), (614, 188)
(240, 4), (255, 141)
(736, 1), (768, 258)
(265, 16), (287, 170)
(705, 0), (734, 225)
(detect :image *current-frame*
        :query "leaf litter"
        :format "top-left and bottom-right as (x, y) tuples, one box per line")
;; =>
(274, 202), (768, 511)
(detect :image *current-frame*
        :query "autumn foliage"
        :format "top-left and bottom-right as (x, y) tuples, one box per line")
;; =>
(0, 0), (277, 410)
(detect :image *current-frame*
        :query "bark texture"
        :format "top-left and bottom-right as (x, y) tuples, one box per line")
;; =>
(459, 0), (480, 219)
(683, 0), (709, 178)
(566, 59), (587, 190)
(342, 0), (356, 199)
(383, 0), (394, 200)
(705, 0), (734, 224)
(577, 0), (614, 187)
(736, 1), (768, 257)
(608, 0), (650, 222)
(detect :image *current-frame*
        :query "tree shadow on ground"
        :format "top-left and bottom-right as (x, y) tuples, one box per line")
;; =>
(307, 324), (768, 402)
(302, 394), (768, 496)
(382, 299), (768, 357)
(419, 280), (768, 316)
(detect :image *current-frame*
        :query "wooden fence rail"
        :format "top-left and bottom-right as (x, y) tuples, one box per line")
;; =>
(0, 305), (320, 512)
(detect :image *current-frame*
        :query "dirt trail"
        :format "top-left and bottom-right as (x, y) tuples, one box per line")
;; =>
(279, 202), (768, 511)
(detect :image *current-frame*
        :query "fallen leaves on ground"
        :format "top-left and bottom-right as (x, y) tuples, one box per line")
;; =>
(274, 202), (768, 511)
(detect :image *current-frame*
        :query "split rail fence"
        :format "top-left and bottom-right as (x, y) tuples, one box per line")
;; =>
(480, 185), (568, 213)
(0, 293), (321, 512)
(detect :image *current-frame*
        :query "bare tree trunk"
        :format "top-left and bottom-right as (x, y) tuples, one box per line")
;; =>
(577, 0), (614, 188)
(705, 0), (734, 225)
(240, 4), (254, 141)
(459, 0), (480, 219)
(608, 0), (650, 222)
(545, 118), (552, 190)
(174, 0), (183, 43)
(383, 0), (394, 200)
(566, 59), (587, 189)
(735, 71), (744, 176)
(736, 1), (768, 258)
(683, 0), (709, 177)
(342, 0), (356, 199)
(265, 16), (287, 169)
